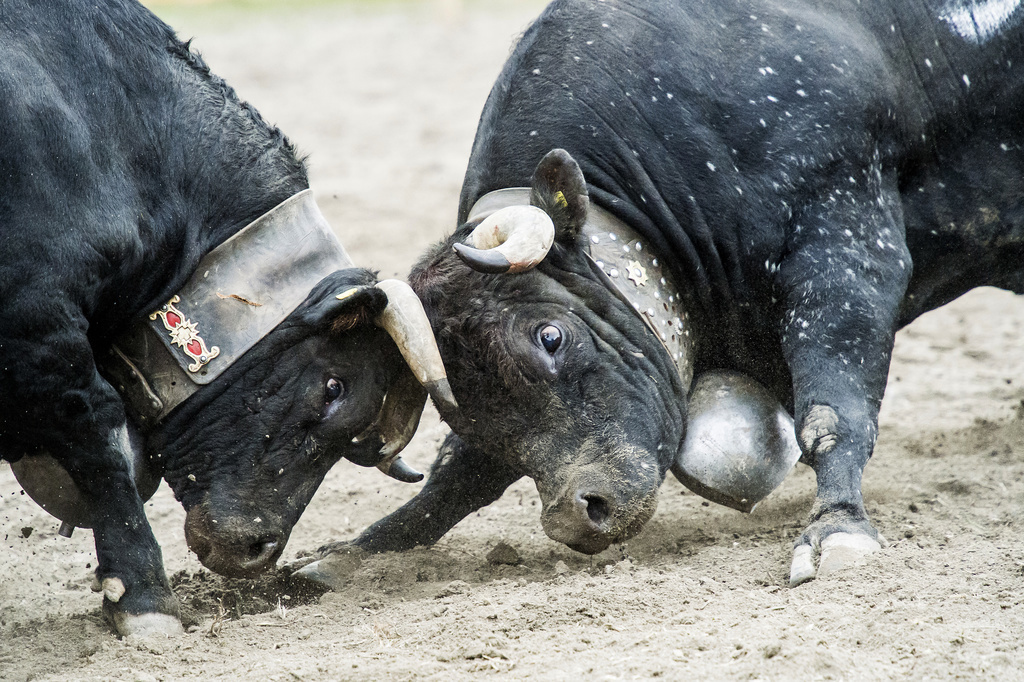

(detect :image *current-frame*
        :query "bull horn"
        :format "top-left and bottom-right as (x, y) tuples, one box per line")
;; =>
(453, 205), (554, 274)
(374, 279), (458, 414)
(376, 454), (425, 483)
(374, 366), (427, 482)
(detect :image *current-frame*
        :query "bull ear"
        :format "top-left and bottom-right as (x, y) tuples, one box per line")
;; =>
(296, 273), (388, 332)
(530, 148), (589, 243)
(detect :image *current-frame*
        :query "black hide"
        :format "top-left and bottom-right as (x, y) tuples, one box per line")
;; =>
(0, 0), (403, 632)
(346, 0), (1024, 560)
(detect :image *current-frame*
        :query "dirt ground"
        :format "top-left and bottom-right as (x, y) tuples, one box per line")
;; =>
(2, 1), (1023, 680)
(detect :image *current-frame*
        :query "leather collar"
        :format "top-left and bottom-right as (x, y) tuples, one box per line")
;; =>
(467, 188), (693, 391)
(102, 189), (352, 428)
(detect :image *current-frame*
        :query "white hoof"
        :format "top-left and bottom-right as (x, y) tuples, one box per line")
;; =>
(817, 532), (882, 577)
(789, 544), (816, 587)
(112, 612), (184, 638)
(294, 549), (363, 591)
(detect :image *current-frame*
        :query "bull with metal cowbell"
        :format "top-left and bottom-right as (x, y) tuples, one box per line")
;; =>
(0, 0), (452, 636)
(304, 0), (1024, 587)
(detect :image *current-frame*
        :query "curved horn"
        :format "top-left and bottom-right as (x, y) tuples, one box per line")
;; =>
(349, 373), (428, 484)
(374, 279), (458, 415)
(374, 367), (427, 482)
(453, 205), (554, 274)
(376, 454), (425, 483)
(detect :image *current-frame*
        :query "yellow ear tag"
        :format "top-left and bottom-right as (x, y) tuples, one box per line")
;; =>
(554, 191), (568, 209)
(335, 287), (359, 301)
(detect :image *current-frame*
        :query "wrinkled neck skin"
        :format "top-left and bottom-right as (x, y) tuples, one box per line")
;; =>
(413, 230), (687, 553)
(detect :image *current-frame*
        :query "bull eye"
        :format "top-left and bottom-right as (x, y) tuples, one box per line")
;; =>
(539, 324), (563, 354)
(324, 377), (344, 403)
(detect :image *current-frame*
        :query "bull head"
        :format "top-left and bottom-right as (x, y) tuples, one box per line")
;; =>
(308, 276), (458, 481)
(427, 150), (799, 553)
(13, 273), (453, 544)
(409, 149), (688, 554)
(123, 268), (454, 579)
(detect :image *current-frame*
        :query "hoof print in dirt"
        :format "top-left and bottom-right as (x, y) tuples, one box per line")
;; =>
(169, 568), (330, 627)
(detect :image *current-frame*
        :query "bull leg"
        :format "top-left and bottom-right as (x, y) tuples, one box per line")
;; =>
(775, 170), (910, 586)
(352, 432), (521, 552)
(69, 422), (182, 636)
(297, 433), (521, 588)
(2, 320), (181, 636)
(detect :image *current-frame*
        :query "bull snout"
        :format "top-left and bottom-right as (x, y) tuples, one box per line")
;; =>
(540, 483), (658, 555)
(542, 486), (619, 554)
(537, 451), (662, 555)
(184, 504), (288, 578)
(577, 489), (614, 529)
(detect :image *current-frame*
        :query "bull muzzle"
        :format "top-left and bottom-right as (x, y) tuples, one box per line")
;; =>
(537, 456), (661, 555)
(184, 503), (287, 578)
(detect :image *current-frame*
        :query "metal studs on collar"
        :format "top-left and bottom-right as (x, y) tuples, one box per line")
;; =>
(626, 261), (648, 286)
(583, 222), (692, 389)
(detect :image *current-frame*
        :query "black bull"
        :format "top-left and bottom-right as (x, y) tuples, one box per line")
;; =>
(0, 0), (452, 636)
(307, 0), (1024, 584)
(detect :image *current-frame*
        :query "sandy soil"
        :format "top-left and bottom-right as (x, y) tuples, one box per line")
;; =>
(2, 1), (1022, 680)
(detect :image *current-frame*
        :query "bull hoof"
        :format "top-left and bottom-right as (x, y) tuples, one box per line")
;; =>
(788, 532), (886, 587)
(817, 531), (884, 576)
(293, 547), (365, 590)
(111, 612), (185, 638)
(788, 544), (816, 587)
(99, 574), (183, 637)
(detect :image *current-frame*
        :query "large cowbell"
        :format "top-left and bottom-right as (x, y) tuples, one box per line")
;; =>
(672, 371), (802, 513)
(10, 442), (160, 531)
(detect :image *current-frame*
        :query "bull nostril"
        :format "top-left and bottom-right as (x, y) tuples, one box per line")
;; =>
(581, 493), (611, 527)
(246, 538), (280, 565)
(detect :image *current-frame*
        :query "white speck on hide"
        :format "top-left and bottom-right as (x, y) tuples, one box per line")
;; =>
(108, 424), (134, 477)
(939, 0), (1022, 43)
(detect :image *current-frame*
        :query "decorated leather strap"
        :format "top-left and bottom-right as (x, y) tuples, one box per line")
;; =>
(101, 189), (353, 428)
(149, 295), (220, 373)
